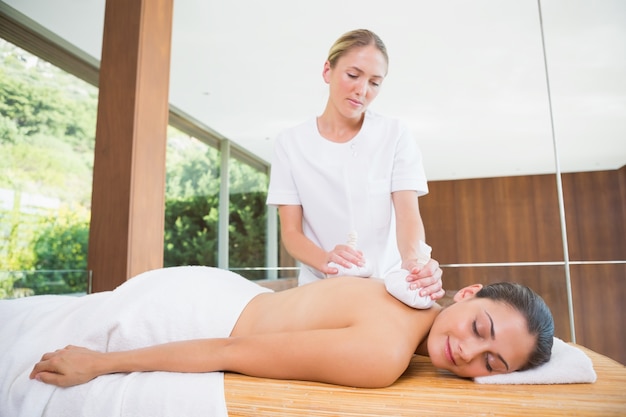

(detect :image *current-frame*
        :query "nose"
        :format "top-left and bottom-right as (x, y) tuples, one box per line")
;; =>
(458, 339), (489, 363)
(354, 79), (367, 96)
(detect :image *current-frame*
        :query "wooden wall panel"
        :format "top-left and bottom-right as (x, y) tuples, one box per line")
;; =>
(420, 166), (625, 364)
(454, 178), (501, 262)
(570, 264), (626, 365)
(420, 174), (563, 265)
(562, 168), (626, 261)
(419, 181), (458, 262)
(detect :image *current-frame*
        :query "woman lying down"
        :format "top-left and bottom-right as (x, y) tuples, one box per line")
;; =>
(1, 266), (554, 417)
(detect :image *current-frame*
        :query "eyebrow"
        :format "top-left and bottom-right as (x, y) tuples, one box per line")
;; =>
(485, 310), (509, 371)
(347, 66), (385, 80)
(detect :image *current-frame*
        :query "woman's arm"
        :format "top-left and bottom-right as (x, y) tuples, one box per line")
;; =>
(222, 326), (413, 387)
(392, 190), (444, 299)
(29, 340), (231, 387)
(278, 205), (362, 275)
(30, 324), (415, 388)
(392, 190), (426, 262)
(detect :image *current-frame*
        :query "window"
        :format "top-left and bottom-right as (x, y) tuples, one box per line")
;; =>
(0, 39), (95, 296)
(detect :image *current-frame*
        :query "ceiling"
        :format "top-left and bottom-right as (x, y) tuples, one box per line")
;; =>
(3, 0), (625, 181)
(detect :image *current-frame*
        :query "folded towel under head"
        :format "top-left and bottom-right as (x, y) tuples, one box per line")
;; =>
(474, 337), (597, 384)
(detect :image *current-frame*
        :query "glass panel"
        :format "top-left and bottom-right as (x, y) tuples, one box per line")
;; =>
(570, 263), (626, 364)
(539, 1), (626, 261)
(3, 269), (90, 298)
(406, 3), (560, 265)
(539, 0), (626, 364)
(0, 39), (95, 297)
(539, 0), (626, 178)
(228, 157), (269, 280)
(164, 127), (220, 267)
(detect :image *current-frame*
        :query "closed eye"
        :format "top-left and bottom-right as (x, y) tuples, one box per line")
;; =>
(472, 319), (481, 338)
(473, 319), (494, 372)
(485, 354), (494, 372)
(481, 312), (509, 372)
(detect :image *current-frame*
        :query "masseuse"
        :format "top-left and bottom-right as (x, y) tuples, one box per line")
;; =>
(267, 29), (443, 297)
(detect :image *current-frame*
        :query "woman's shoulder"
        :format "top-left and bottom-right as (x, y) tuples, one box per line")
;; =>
(363, 110), (411, 138)
(365, 109), (406, 126)
(276, 116), (317, 141)
(302, 277), (436, 316)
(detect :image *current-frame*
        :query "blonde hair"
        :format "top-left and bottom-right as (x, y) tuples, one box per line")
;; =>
(327, 29), (388, 69)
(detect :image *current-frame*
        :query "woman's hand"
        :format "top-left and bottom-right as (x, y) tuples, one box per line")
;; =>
(30, 345), (106, 387)
(321, 244), (365, 275)
(402, 258), (445, 300)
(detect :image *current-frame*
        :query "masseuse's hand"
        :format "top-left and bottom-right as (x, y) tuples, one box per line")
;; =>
(322, 244), (365, 275)
(402, 257), (445, 301)
(30, 345), (104, 387)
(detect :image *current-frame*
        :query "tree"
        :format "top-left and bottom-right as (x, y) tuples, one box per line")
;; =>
(164, 195), (219, 267)
(1, 39), (272, 287)
(0, 40), (97, 205)
(26, 208), (90, 294)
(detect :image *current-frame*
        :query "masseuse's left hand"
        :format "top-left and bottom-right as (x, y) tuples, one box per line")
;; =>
(402, 258), (444, 301)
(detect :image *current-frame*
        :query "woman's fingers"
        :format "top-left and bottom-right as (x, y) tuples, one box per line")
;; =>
(30, 345), (100, 387)
(329, 245), (363, 267)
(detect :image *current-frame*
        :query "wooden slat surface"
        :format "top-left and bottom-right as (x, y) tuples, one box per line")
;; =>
(225, 345), (626, 416)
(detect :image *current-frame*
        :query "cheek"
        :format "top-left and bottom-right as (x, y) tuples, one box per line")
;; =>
(336, 75), (354, 90)
(366, 88), (379, 100)
(430, 309), (457, 338)
(426, 340), (449, 371)
(460, 362), (488, 378)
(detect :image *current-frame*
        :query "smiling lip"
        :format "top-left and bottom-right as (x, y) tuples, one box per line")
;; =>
(445, 337), (457, 366)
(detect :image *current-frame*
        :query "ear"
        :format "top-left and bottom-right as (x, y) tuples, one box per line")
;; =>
(452, 284), (483, 302)
(322, 61), (331, 84)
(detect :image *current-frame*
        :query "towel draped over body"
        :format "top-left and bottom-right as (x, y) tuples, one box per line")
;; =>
(0, 266), (271, 417)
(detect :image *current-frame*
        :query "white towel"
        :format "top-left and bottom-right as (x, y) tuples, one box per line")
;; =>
(384, 240), (435, 309)
(0, 266), (271, 417)
(474, 337), (597, 384)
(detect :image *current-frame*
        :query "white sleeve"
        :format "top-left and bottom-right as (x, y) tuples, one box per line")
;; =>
(266, 133), (301, 206)
(391, 123), (429, 196)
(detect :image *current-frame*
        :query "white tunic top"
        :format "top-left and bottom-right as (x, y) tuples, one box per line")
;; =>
(267, 110), (429, 285)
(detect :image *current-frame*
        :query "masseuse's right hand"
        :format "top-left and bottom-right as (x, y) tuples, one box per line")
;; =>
(30, 345), (104, 387)
(323, 244), (365, 275)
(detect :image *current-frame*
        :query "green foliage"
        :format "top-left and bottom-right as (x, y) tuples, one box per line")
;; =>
(25, 208), (90, 294)
(229, 191), (268, 280)
(0, 40), (97, 205)
(0, 39), (273, 291)
(164, 132), (270, 278)
(0, 192), (43, 273)
(163, 176), (269, 279)
(0, 112), (20, 144)
(0, 276), (13, 299)
(0, 44), (97, 146)
(164, 195), (219, 267)
(165, 135), (220, 199)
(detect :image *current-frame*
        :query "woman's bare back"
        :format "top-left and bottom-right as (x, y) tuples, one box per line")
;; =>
(226, 277), (439, 387)
(235, 278), (438, 350)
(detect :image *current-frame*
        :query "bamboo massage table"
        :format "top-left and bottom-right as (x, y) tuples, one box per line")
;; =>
(1, 275), (624, 416)
(225, 345), (625, 416)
